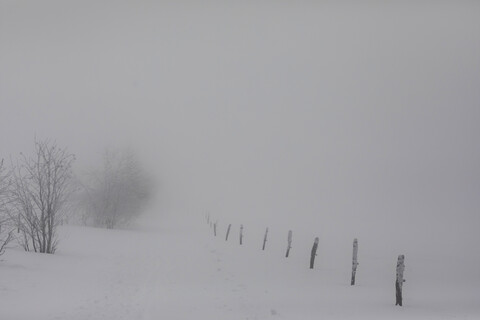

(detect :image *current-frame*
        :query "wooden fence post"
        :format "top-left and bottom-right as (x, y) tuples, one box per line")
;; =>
(395, 254), (405, 306)
(310, 237), (319, 269)
(240, 224), (243, 245)
(225, 224), (231, 241)
(286, 230), (292, 257)
(351, 238), (359, 285)
(262, 227), (268, 250)
(213, 221), (217, 237)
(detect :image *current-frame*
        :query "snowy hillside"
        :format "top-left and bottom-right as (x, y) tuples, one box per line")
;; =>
(1, 215), (478, 320)
(1, 2), (479, 317)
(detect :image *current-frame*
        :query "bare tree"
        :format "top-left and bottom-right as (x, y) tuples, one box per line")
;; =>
(0, 159), (14, 255)
(9, 140), (75, 254)
(79, 149), (152, 229)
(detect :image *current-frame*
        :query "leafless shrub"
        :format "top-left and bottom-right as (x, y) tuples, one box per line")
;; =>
(9, 140), (75, 254)
(0, 159), (14, 255)
(79, 149), (152, 229)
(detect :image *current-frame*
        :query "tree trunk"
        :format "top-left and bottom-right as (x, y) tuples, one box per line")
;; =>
(351, 238), (358, 285)
(310, 237), (319, 269)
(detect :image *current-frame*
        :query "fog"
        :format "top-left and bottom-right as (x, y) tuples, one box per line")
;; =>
(1, 1), (479, 258)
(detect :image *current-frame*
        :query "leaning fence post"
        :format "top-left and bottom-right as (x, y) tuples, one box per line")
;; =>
(225, 224), (231, 241)
(310, 237), (319, 269)
(262, 227), (268, 250)
(240, 224), (244, 245)
(395, 254), (405, 306)
(351, 238), (359, 285)
(286, 230), (293, 257)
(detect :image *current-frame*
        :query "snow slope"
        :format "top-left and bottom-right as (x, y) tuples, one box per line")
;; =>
(0, 215), (478, 320)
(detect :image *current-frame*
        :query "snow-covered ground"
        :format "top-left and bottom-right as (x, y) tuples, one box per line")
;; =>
(1, 0), (479, 318)
(0, 215), (478, 320)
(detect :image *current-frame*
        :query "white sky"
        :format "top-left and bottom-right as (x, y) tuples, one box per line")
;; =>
(1, 1), (479, 257)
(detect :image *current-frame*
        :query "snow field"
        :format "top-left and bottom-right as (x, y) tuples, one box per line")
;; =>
(0, 214), (478, 319)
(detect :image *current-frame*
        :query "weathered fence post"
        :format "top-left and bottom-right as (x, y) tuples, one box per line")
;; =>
(240, 224), (243, 245)
(262, 227), (268, 250)
(213, 221), (217, 237)
(225, 224), (231, 241)
(351, 238), (359, 285)
(395, 254), (405, 306)
(310, 237), (319, 269)
(286, 230), (293, 257)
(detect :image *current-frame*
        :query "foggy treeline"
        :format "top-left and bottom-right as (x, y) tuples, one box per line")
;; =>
(0, 139), (154, 254)
(76, 148), (153, 229)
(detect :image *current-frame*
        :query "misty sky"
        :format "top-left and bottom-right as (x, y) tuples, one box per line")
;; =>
(1, 1), (479, 254)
